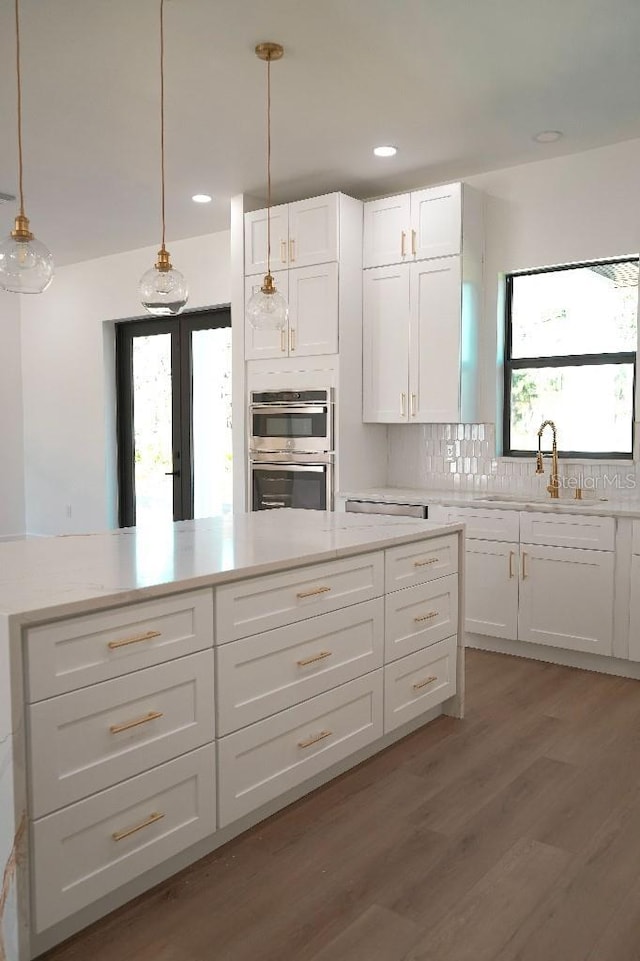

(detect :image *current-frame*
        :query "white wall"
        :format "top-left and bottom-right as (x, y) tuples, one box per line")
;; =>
(0, 291), (25, 539)
(466, 138), (640, 424)
(20, 231), (230, 536)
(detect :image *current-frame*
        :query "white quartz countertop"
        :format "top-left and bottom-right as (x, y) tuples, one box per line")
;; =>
(0, 510), (461, 623)
(339, 487), (640, 518)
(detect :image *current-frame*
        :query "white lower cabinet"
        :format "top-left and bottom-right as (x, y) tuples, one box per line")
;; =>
(465, 540), (519, 640)
(217, 672), (384, 826)
(385, 573), (458, 662)
(384, 635), (457, 733)
(32, 745), (216, 932)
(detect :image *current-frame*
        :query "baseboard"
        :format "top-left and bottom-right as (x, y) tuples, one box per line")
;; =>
(0, 532), (26, 542)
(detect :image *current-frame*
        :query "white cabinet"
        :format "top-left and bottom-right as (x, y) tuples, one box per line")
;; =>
(629, 555), (640, 661)
(244, 194), (339, 276)
(363, 183), (481, 424)
(363, 184), (461, 268)
(465, 540), (519, 640)
(244, 263), (339, 361)
(363, 257), (463, 423)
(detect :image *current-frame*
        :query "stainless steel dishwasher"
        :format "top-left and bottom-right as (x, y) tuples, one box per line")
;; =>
(344, 499), (429, 519)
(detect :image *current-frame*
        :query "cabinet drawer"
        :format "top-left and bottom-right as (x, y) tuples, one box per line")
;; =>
(216, 553), (384, 643)
(217, 599), (384, 735)
(32, 745), (216, 933)
(431, 507), (519, 542)
(385, 534), (458, 592)
(218, 672), (383, 826)
(26, 589), (214, 701)
(520, 512), (614, 550)
(384, 636), (457, 734)
(29, 651), (215, 818)
(385, 574), (458, 662)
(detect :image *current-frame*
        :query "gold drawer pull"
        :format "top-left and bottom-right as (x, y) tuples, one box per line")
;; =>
(411, 228), (417, 256)
(108, 629), (161, 650)
(289, 238), (296, 262)
(298, 729), (332, 749)
(297, 650), (332, 667)
(413, 675), (438, 692)
(414, 557), (439, 567)
(112, 811), (165, 842)
(109, 710), (164, 735)
(401, 230), (406, 257)
(280, 239), (287, 263)
(280, 328), (287, 352)
(297, 585), (332, 599)
(414, 611), (439, 623)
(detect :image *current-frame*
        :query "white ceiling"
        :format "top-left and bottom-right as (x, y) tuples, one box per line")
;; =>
(1, 0), (640, 266)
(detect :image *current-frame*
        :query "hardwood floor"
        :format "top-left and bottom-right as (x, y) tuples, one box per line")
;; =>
(42, 649), (640, 961)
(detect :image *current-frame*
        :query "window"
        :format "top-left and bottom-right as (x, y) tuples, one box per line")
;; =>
(503, 258), (638, 458)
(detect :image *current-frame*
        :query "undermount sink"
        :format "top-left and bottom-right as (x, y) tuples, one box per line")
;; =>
(473, 493), (606, 507)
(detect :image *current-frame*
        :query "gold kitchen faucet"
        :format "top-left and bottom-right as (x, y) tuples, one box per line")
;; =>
(536, 420), (560, 499)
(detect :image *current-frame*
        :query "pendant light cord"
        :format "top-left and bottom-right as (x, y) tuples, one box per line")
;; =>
(159, 0), (166, 251)
(266, 54), (272, 276)
(14, 0), (25, 217)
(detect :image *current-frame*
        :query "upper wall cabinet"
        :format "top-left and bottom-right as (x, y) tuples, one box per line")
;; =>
(363, 184), (462, 269)
(245, 194), (339, 276)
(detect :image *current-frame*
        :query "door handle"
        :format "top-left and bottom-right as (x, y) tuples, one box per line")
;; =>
(411, 229), (417, 256)
(280, 239), (287, 264)
(401, 231), (407, 258)
(400, 392), (407, 417)
(289, 238), (296, 262)
(509, 550), (515, 578)
(411, 393), (417, 417)
(164, 471), (181, 477)
(522, 551), (528, 579)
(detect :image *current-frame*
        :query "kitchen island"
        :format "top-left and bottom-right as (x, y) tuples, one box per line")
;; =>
(0, 510), (464, 961)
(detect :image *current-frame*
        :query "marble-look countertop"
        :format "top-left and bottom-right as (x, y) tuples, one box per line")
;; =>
(339, 487), (640, 518)
(0, 509), (462, 623)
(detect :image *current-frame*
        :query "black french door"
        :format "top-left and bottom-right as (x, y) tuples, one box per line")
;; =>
(116, 307), (231, 528)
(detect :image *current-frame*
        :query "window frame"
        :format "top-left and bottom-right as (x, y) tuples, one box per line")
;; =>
(502, 258), (638, 460)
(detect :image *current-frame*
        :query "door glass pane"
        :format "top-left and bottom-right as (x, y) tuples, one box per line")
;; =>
(509, 363), (634, 453)
(132, 334), (174, 526)
(193, 327), (233, 518)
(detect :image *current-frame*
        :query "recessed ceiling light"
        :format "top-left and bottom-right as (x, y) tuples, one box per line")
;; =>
(533, 130), (563, 144)
(192, 194), (212, 204)
(373, 145), (397, 158)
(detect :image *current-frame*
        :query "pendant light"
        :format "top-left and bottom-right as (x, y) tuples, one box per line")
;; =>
(0, 0), (54, 295)
(138, 0), (188, 316)
(246, 42), (288, 332)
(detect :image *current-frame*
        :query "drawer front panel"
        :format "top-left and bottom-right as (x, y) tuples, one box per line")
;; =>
(520, 512), (615, 550)
(384, 636), (457, 733)
(217, 599), (384, 735)
(32, 746), (216, 933)
(385, 574), (458, 662)
(26, 590), (214, 701)
(218, 672), (383, 826)
(216, 553), (384, 643)
(430, 507), (519, 543)
(385, 534), (458, 592)
(29, 651), (215, 818)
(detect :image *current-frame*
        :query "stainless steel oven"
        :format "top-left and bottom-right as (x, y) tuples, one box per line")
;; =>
(249, 389), (334, 454)
(250, 453), (334, 511)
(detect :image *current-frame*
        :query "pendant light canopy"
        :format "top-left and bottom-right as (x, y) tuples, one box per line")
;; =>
(139, 0), (188, 317)
(0, 0), (54, 295)
(246, 42), (288, 332)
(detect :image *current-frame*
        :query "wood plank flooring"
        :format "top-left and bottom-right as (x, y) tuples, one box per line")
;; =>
(42, 650), (640, 961)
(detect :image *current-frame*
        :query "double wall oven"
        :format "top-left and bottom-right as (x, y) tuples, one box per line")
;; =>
(249, 389), (334, 511)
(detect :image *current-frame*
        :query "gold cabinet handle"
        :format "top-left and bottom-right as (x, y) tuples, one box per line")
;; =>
(112, 811), (164, 843)
(522, 551), (528, 579)
(401, 231), (407, 257)
(280, 239), (287, 264)
(298, 729), (332, 749)
(297, 585), (332, 599)
(280, 328), (287, 352)
(411, 229), (417, 256)
(289, 238), (296, 262)
(297, 650), (332, 667)
(109, 710), (164, 735)
(414, 611), (439, 623)
(509, 550), (515, 579)
(108, 629), (161, 651)
(290, 328), (296, 351)
(414, 557), (439, 567)
(413, 675), (437, 692)
(400, 392), (406, 417)
(411, 393), (417, 417)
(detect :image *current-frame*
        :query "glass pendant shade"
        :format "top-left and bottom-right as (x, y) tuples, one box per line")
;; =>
(139, 248), (188, 316)
(247, 274), (288, 331)
(0, 223), (53, 294)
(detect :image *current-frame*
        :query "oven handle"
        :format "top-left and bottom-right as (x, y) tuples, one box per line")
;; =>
(251, 464), (326, 473)
(250, 405), (328, 415)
